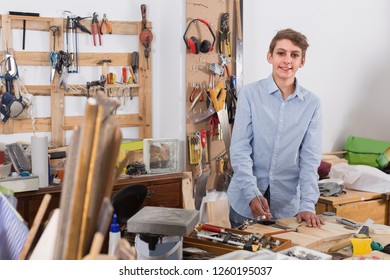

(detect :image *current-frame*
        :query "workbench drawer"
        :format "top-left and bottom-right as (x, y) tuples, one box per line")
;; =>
(142, 183), (182, 208)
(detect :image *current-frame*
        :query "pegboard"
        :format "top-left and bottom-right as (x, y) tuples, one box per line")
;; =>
(185, 0), (238, 190)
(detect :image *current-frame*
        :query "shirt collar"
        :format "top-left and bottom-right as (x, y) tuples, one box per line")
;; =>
(266, 74), (304, 101)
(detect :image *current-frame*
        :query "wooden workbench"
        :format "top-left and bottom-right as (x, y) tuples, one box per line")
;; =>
(246, 215), (390, 260)
(315, 189), (388, 225)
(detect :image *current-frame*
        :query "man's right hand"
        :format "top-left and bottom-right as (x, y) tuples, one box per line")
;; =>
(249, 195), (273, 220)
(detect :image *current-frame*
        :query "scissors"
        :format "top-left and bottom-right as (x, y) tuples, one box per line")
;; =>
(49, 51), (60, 83)
(57, 51), (71, 91)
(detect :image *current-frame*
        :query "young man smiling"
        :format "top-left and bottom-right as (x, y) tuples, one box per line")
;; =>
(227, 28), (324, 228)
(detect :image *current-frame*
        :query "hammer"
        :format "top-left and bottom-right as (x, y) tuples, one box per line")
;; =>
(97, 59), (112, 82)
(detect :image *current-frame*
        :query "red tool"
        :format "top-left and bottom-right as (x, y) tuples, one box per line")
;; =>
(140, 4), (153, 69)
(122, 67), (127, 83)
(92, 12), (102, 46)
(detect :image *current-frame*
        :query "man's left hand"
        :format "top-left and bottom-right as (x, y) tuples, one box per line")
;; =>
(297, 211), (325, 228)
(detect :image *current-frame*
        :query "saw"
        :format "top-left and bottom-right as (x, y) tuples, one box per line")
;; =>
(208, 80), (232, 163)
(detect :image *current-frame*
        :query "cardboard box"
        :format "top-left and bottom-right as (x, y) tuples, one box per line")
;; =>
(183, 224), (292, 256)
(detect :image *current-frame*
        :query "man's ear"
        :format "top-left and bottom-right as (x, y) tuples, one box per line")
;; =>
(267, 52), (272, 63)
(300, 57), (306, 67)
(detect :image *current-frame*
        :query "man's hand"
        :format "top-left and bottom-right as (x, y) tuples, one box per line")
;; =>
(249, 195), (273, 220)
(297, 211), (325, 227)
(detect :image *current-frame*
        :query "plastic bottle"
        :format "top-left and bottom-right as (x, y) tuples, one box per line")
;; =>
(108, 213), (120, 256)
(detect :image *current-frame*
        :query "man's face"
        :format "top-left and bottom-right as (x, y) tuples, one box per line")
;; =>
(267, 39), (305, 81)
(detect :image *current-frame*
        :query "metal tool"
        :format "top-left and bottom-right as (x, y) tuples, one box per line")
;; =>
(49, 25), (60, 51)
(336, 217), (361, 229)
(49, 51), (60, 83)
(140, 4), (153, 69)
(218, 13), (231, 57)
(65, 12), (91, 73)
(100, 13), (112, 34)
(235, 0), (243, 94)
(1, 42), (19, 93)
(56, 51), (71, 91)
(208, 80), (232, 163)
(92, 12), (102, 46)
(9, 11), (40, 50)
(200, 224), (262, 241)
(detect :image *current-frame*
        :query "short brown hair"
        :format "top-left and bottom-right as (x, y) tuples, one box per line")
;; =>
(269, 28), (309, 58)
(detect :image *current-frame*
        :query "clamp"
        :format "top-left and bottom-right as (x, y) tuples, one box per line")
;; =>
(218, 13), (231, 57)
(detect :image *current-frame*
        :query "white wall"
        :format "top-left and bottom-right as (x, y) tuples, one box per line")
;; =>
(244, 0), (390, 152)
(2, 0), (390, 168)
(0, 0), (187, 169)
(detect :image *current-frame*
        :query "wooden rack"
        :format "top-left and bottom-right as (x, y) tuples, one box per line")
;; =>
(0, 14), (152, 147)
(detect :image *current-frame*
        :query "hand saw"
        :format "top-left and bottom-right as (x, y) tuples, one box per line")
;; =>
(208, 80), (232, 163)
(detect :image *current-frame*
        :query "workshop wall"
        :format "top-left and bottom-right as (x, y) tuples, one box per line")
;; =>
(0, 0), (187, 170)
(244, 0), (390, 152)
(2, 0), (390, 171)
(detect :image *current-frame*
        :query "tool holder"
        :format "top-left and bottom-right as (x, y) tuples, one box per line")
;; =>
(0, 14), (152, 147)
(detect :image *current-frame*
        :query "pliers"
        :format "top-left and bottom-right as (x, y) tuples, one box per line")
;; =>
(92, 12), (102, 46)
(100, 13), (112, 34)
(218, 13), (231, 57)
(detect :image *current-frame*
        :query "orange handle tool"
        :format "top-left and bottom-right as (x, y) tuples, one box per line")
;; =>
(122, 67), (127, 83)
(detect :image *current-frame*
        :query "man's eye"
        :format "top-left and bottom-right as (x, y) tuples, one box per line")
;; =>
(277, 52), (285, 56)
(292, 53), (300, 58)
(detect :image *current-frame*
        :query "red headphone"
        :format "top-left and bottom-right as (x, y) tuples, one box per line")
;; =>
(183, 19), (216, 54)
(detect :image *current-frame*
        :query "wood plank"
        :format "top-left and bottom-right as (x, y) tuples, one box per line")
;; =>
(276, 217), (356, 243)
(50, 17), (65, 146)
(245, 224), (323, 248)
(0, 117), (51, 134)
(206, 200), (231, 228)
(0, 15), (138, 35)
(12, 52), (132, 66)
(318, 189), (382, 205)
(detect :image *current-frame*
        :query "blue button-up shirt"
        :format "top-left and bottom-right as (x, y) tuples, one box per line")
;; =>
(227, 75), (322, 219)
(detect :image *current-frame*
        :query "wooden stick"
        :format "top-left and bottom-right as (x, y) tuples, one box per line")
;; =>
(64, 99), (99, 259)
(19, 194), (52, 260)
(87, 198), (113, 259)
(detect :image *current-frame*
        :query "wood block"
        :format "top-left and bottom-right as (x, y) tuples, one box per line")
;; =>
(206, 200), (230, 228)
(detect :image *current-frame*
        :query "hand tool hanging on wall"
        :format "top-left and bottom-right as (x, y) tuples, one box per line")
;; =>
(65, 11), (91, 73)
(100, 13), (112, 34)
(49, 25), (60, 51)
(208, 80), (232, 164)
(8, 11), (40, 50)
(218, 13), (231, 57)
(91, 12), (102, 46)
(49, 51), (60, 83)
(235, 0), (244, 94)
(140, 4), (153, 69)
(226, 75), (237, 124)
(130, 51), (139, 83)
